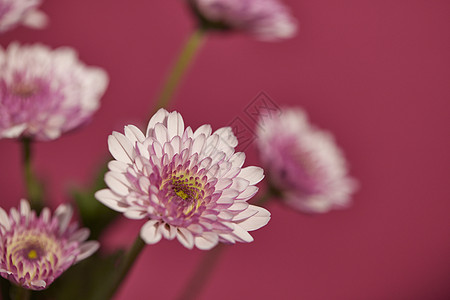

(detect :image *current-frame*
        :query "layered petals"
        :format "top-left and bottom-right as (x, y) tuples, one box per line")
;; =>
(96, 109), (270, 250)
(256, 107), (358, 213)
(190, 0), (297, 41)
(0, 200), (99, 290)
(0, 0), (48, 33)
(0, 42), (108, 141)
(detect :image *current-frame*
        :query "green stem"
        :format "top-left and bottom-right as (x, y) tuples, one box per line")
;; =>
(21, 138), (43, 212)
(12, 285), (30, 300)
(176, 244), (226, 300)
(97, 236), (146, 300)
(152, 27), (206, 113)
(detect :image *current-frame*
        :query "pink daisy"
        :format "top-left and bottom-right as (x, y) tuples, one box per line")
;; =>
(0, 42), (108, 141)
(256, 107), (358, 213)
(0, 200), (99, 290)
(189, 0), (297, 41)
(96, 109), (270, 250)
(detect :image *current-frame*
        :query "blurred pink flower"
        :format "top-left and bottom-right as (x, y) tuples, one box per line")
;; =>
(256, 107), (358, 213)
(189, 0), (297, 41)
(0, 200), (99, 290)
(96, 109), (270, 250)
(0, 0), (48, 33)
(0, 43), (108, 141)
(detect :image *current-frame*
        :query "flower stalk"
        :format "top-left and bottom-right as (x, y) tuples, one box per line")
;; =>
(21, 138), (43, 212)
(176, 244), (226, 300)
(96, 236), (146, 300)
(152, 28), (206, 113)
(12, 286), (30, 300)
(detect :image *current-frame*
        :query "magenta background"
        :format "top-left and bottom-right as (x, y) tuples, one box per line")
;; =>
(1, 1), (450, 299)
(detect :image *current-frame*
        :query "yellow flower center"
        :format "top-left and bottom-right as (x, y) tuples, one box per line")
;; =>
(27, 249), (38, 259)
(161, 169), (207, 216)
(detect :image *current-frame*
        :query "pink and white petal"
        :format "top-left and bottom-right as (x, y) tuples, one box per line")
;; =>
(108, 132), (135, 164)
(221, 189), (239, 199)
(22, 9), (48, 29)
(124, 208), (147, 220)
(151, 140), (164, 158)
(0, 207), (10, 230)
(218, 233), (237, 244)
(182, 126), (194, 140)
(214, 127), (238, 148)
(136, 141), (151, 160)
(177, 227), (194, 249)
(69, 228), (90, 243)
(167, 111), (185, 140)
(154, 123), (169, 145)
(75, 241), (100, 262)
(229, 152), (246, 168)
(191, 133), (206, 155)
(54, 204), (73, 233)
(104, 172), (131, 196)
(169, 135), (182, 155)
(140, 220), (163, 244)
(228, 202), (249, 212)
(186, 224), (203, 235)
(159, 223), (177, 240)
(94, 189), (128, 212)
(108, 160), (128, 173)
(204, 134), (219, 155)
(230, 178), (250, 193)
(163, 141), (175, 160)
(231, 225), (254, 243)
(138, 176), (151, 194)
(1, 124), (27, 138)
(218, 210), (234, 220)
(30, 280), (46, 289)
(215, 178), (233, 190)
(146, 109), (169, 134)
(216, 197), (234, 205)
(194, 232), (219, 250)
(236, 185), (259, 201)
(239, 166), (264, 185)
(231, 207), (258, 222)
(19, 199), (30, 216)
(193, 124), (212, 138)
(124, 125), (146, 144)
(9, 208), (20, 224)
(198, 157), (212, 171)
(235, 205), (271, 231)
(40, 208), (50, 223)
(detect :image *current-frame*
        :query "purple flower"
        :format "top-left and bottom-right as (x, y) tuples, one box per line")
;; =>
(256, 107), (358, 213)
(0, 0), (48, 33)
(0, 200), (99, 290)
(189, 0), (297, 41)
(95, 109), (270, 250)
(0, 42), (108, 141)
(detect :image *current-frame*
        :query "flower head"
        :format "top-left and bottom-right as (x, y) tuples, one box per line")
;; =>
(95, 109), (270, 250)
(0, 200), (99, 290)
(189, 0), (297, 41)
(0, 42), (108, 141)
(0, 0), (48, 33)
(256, 107), (358, 213)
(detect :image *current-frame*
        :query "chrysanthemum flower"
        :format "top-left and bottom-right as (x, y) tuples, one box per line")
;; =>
(95, 109), (270, 250)
(0, 42), (108, 141)
(256, 107), (358, 213)
(188, 0), (297, 41)
(0, 200), (99, 290)
(0, 0), (48, 33)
